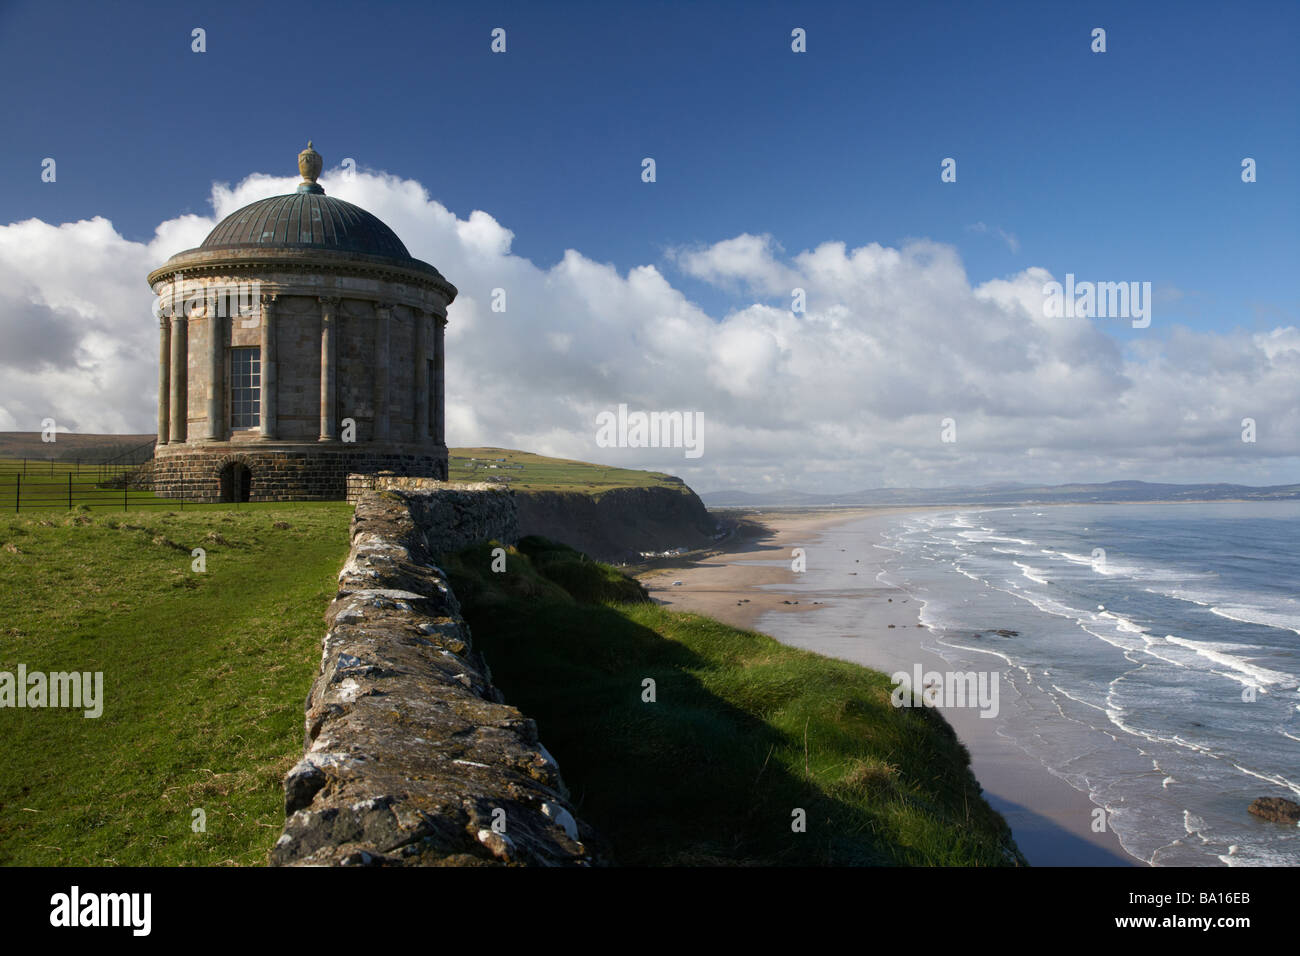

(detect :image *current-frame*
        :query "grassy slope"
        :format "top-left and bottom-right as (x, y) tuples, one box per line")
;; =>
(449, 447), (687, 495)
(445, 538), (1026, 866)
(0, 504), (352, 865)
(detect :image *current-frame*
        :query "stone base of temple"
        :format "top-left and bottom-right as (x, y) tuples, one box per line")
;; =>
(144, 444), (449, 502)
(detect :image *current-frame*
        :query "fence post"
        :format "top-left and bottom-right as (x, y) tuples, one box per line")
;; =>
(124, 475), (128, 512)
(68, 472), (72, 510)
(14, 474), (18, 513)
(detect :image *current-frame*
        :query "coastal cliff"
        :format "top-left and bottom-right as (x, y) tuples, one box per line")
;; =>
(513, 483), (718, 562)
(272, 475), (1023, 866)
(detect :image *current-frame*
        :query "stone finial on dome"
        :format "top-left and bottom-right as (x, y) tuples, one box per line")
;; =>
(297, 141), (325, 194)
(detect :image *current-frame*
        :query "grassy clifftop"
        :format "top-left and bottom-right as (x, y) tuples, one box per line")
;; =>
(444, 537), (1026, 866)
(449, 449), (717, 561)
(449, 447), (690, 496)
(0, 496), (1024, 866)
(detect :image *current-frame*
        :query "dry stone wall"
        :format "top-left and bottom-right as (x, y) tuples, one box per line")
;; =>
(345, 477), (521, 550)
(271, 485), (605, 866)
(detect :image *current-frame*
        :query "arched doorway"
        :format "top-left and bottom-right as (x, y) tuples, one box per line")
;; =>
(218, 462), (252, 502)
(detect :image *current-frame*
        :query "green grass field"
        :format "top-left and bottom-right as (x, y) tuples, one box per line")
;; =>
(0, 462), (1023, 866)
(445, 538), (1026, 866)
(0, 503), (352, 865)
(448, 447), (687, 495)
(0, 447), (680, 511)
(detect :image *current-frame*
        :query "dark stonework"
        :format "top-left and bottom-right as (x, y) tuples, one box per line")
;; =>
(145, 448), (449, 502)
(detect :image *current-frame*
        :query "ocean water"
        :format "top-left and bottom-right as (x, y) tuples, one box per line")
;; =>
(763, 502), (1300, 866)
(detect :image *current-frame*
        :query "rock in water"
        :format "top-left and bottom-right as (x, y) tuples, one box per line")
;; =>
(1247, 797), (1300, 824)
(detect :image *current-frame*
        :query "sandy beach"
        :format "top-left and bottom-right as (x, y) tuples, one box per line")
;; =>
(639, 506), (1141, 866)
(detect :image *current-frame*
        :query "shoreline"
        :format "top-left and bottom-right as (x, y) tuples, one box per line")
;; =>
(638, 505), (1142, 867)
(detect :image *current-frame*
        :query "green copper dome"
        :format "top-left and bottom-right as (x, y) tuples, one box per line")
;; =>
(201, 192), (412, 260)
(151, 143), (456, 304)
(199, 143), (411, 260)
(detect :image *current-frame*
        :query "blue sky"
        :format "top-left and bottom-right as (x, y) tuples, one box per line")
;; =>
(0, 0), (1296, 491)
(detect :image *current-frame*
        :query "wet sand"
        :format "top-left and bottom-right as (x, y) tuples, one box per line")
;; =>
(639, 506), (1140, 867)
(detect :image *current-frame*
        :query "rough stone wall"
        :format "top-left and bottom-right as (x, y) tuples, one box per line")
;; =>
(270, 487), (603, 866)
(345, 477), (519, 553)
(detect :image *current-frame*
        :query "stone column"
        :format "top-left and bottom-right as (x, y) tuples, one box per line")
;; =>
(319, 296), (339, 441)
(205, 311), (223, 440)
(259, 294), (277, 440)
(373, 303), (391, 441)
(433, 316), (446, 447)
(169, 311), (187, 444)
(414, 309), (429, 443)
(157, 314), (171, 445)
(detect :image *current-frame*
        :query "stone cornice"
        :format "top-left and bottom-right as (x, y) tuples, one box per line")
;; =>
(147, 246), (457, 303)
(154, 440), (448, 458)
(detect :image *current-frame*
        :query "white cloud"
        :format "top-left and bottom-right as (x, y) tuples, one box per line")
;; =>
(669, 233), (798, 296)
(0, 165), (1296, 492)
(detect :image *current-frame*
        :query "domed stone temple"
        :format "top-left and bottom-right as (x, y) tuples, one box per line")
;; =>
(146, 143), (456, 501)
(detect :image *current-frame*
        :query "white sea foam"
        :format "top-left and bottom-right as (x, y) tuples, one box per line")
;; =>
(1049, 682), (1109, 715)
(957, 530), (1036, 546)
(875, 501), (1300, 867)
(1209, 604), (1300, 636)
(1013, 561), (1050, 585)
(1097, 610), (1149, 634)
(1151, 586), (1215, 606)
(1227, 761), (1300, 797)
(1045, 550), (1209, 582)
(1055, 550), (1099, 567)
(1164, 635), (1297, 689)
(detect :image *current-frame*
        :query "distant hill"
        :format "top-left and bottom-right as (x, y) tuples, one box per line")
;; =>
(702, 479), (1300, 508)
(0, 432), (156, 463)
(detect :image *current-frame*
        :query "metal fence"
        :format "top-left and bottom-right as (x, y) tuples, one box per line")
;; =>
(3, 472), (208, 512)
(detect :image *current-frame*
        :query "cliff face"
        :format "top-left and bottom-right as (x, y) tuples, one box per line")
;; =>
(514, 484), (718, 562)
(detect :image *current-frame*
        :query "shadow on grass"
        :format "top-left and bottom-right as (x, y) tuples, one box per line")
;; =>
(465, 598), (906, 865)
